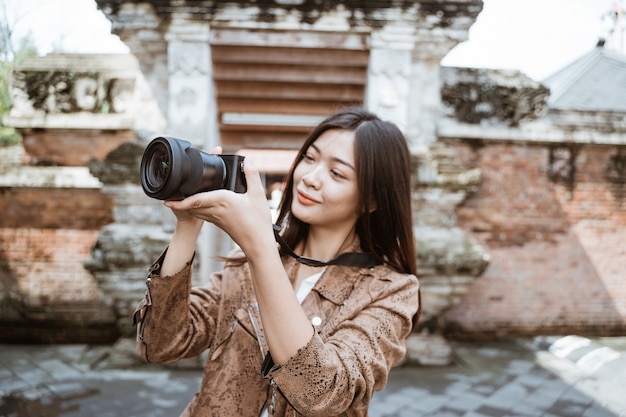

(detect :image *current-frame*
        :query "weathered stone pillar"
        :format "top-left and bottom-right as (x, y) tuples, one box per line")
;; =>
(366, 26), (414, 134)
(165, 19), (219, 146)
(366, 4), (482, 147)
(165, 19), (224, 279)
(409, 26), (464, 144)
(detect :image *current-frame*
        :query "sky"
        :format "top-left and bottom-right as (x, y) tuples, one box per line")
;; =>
(3, 0), (623, 81)
(442, 0), (621, 80)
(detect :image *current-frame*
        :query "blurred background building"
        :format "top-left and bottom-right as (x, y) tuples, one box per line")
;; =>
(0, 1), (624, 351)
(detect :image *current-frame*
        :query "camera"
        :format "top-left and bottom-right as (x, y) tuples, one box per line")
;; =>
(140, 136), (247, 200)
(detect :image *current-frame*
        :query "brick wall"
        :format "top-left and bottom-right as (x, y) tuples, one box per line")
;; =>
(21, 130), (136, 166)
(443, 142), (626, 339)
(0, 187), (117, 343)
(1, 228), (103, 308)
(0, 188), (114, 228)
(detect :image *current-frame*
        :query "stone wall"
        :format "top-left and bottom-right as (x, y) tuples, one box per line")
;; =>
(0, 53), (164, 343)
(410, 144), (488, 330)
(443, 142), (626, 338)
(21, 129), (136, 167)
(0, 188), (113, 229)
(4, 60), (625, 343)
(0, 146), (118, 343)
(438, 66), (626, 339)
(85, 141), (176, 337)
(5, 0), (625, 345)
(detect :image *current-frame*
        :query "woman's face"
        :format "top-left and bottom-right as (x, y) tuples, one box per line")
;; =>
(291, 129), (360, 231)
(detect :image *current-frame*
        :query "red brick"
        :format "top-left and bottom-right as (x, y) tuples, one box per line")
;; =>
(444, 142), (626, 338)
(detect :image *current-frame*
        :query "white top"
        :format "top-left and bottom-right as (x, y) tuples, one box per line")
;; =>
(295, 269), (324, 303)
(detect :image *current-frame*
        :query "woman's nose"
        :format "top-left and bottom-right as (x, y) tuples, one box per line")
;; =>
(302, 167), (322, 189)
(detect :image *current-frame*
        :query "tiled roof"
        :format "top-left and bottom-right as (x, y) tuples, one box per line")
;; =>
(542, 44), (626, 112)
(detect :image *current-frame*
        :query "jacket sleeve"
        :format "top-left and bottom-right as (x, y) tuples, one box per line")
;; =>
(133, 248), (223, 364)
(264, 270), (420, 417)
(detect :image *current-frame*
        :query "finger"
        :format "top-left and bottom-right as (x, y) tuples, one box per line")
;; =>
(211, 146), (223, 155)
(164, 194), (211, 211)
(242, 158), (266, 199)
(163, 199), (186, 210)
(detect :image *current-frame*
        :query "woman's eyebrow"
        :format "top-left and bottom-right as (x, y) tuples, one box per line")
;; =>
(310, 143), (355, 171)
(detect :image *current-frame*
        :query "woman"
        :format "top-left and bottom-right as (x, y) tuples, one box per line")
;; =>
(133, 107), (420, 417)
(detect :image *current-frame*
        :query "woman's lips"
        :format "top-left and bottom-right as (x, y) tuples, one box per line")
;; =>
(296, 189), (320, 205)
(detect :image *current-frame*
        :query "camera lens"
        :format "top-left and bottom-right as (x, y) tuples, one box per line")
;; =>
(146, 143), (170, 189)
(140, 136), (240, 201)
(141, 136), (190, 200)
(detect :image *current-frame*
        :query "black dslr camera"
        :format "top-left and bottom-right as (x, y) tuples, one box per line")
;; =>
(140, 136), (247, 200)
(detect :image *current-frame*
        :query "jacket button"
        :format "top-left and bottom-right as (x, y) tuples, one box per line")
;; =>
(311, 316), (322, 326)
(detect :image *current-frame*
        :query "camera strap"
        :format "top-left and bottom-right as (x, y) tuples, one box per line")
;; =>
(272, 224), (382, 268)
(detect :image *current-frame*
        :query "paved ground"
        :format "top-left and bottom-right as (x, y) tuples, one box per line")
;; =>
(0, 335), (625, 417)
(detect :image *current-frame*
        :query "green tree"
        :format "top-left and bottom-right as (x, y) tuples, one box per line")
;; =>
(0, 0), (38, 146)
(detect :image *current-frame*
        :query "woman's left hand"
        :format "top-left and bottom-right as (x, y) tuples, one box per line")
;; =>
(163, 157), (276, 259)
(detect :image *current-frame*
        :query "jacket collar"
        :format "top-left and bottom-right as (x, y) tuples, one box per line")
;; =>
(285, 235), (373, 306)
(314, 264), (370, 305)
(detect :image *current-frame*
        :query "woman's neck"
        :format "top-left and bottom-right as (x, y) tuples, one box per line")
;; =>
(300, 225), (357, 261)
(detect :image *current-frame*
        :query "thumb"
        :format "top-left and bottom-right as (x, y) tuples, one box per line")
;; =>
(242, 157), (265, 198)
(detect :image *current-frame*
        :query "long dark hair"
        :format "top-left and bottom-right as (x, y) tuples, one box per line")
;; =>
(276, 107), (417, 276)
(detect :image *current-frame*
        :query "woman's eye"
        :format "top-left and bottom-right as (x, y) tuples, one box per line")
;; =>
(331, 170), (346, 180)
(302, 153), (315, 162)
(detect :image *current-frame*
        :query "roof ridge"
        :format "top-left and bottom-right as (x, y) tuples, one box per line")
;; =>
(543, 47), (603, 105)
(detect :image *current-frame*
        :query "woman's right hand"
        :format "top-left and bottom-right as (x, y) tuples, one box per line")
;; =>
(163, 156), (275, 262)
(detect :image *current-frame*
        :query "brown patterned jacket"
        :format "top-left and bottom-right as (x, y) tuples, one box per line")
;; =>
(133, 247), (419, 417)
